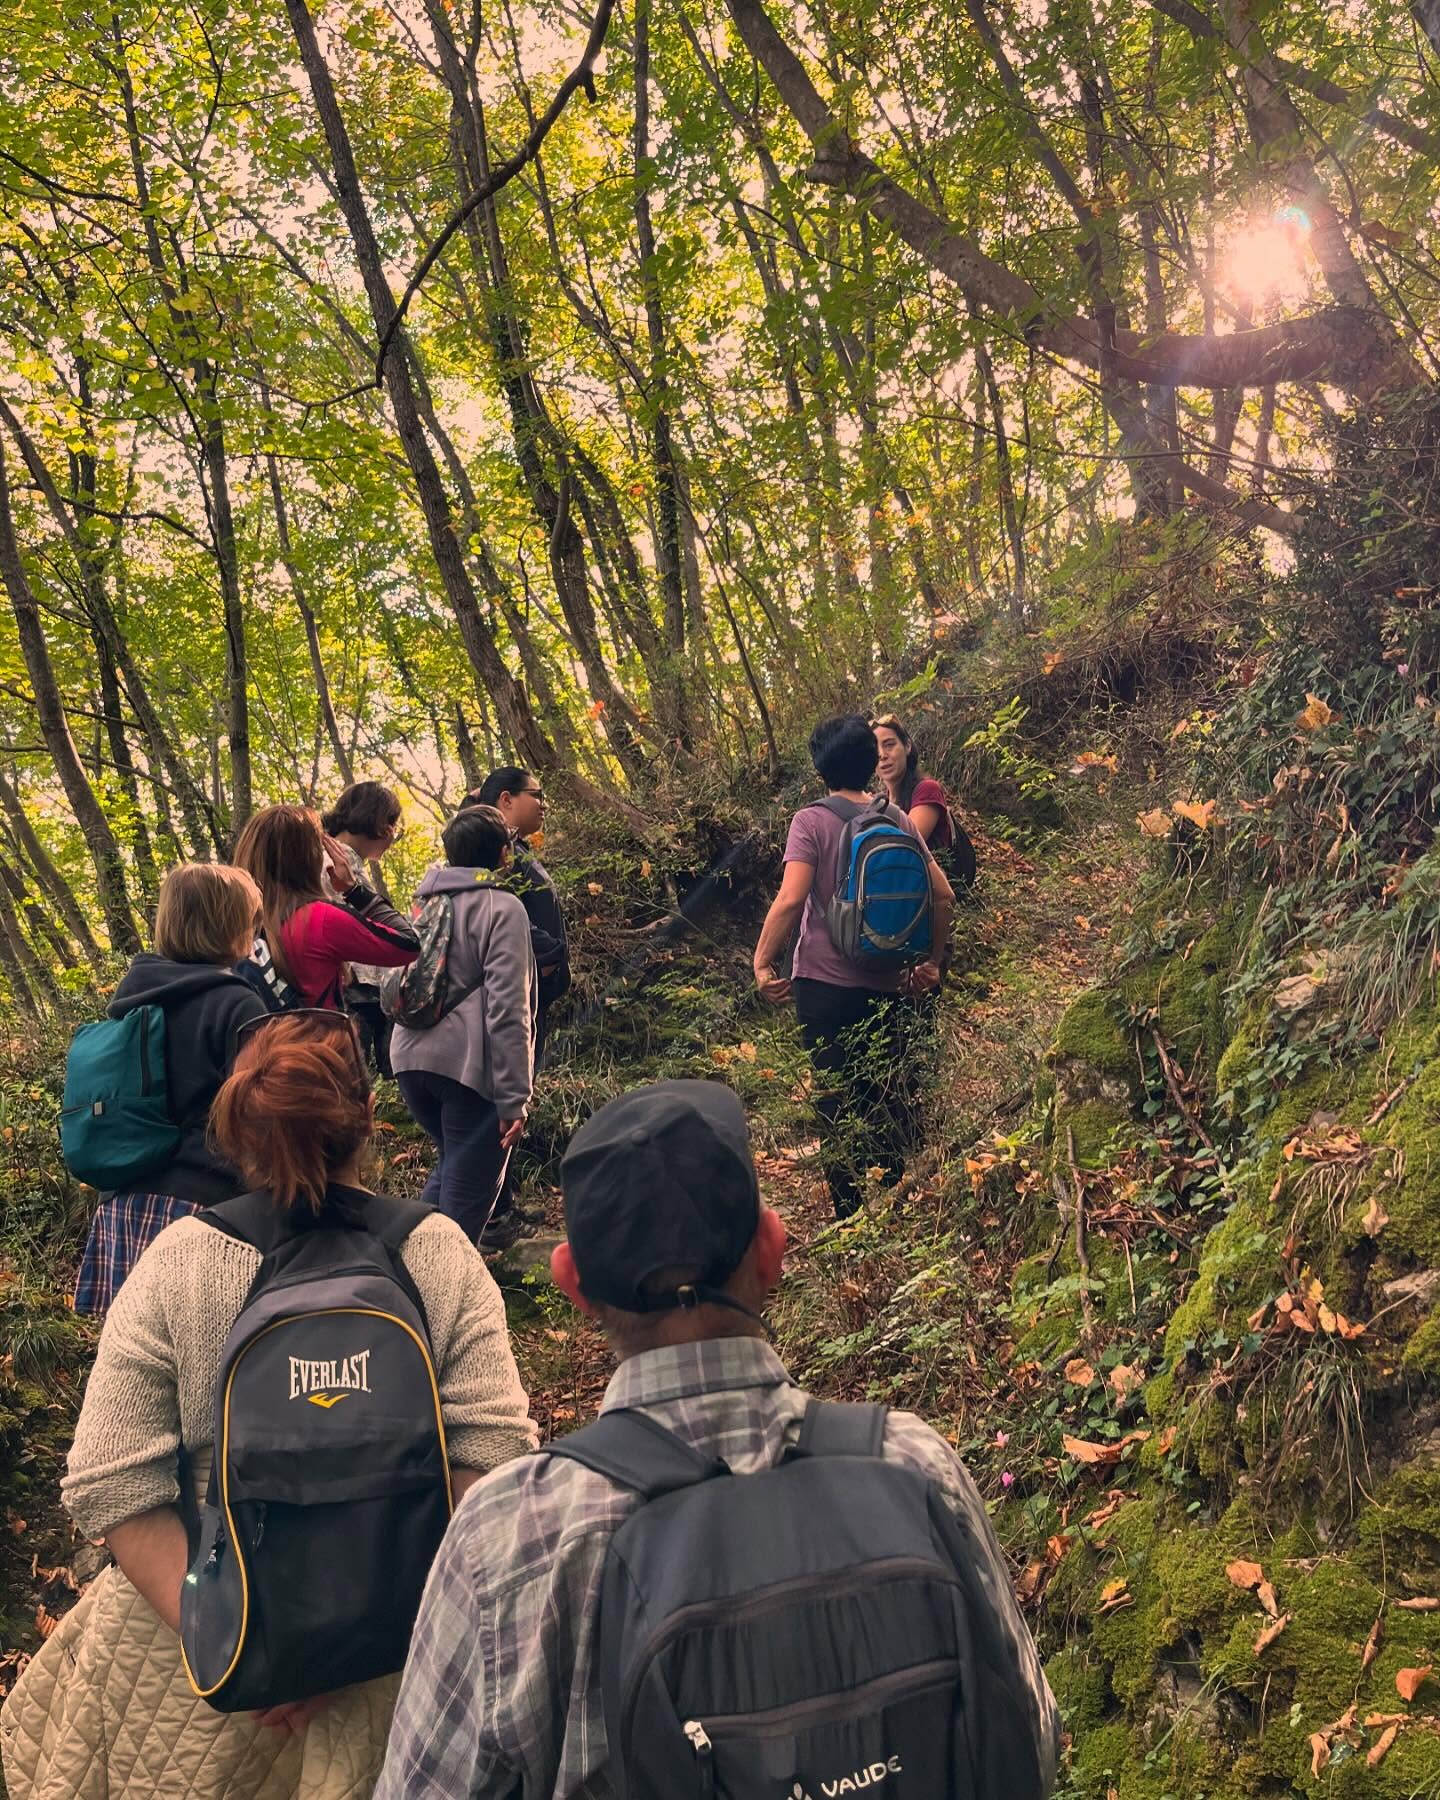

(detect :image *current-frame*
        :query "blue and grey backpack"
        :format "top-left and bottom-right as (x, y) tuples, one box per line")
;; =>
(549, 1400), (1051, 1799)
(820, 796), (933, 966)
(179, 1190), (451, 1712)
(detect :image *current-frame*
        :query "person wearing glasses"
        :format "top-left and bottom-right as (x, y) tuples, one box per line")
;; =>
(4, 1011), (536, 1800)
(73, 862), (268, 1319)
(463, 767), (570, 1055)
(234, 804), (419, 1013)
(321, 781), (407, 1076)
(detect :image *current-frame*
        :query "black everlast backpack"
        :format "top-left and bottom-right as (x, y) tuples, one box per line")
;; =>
(549, 1400), (1050, 1800)
(179, 1190), (451, 1713)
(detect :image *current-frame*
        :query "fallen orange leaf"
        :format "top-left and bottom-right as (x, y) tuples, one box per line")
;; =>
(1396, 1666), (1432, 1702)
(1063, 1435), (1121, 1467)
(1367, 1723), (1400, 1768)
(1226, 1559), (1264, 1591)
(1361, 1615), (1383, 1671)
(1064, 1358), (1097, 1388)
(1254, 1613), (1290, 1655)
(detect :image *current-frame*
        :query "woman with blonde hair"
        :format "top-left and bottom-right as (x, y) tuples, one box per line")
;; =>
(73, 862), (267, 1317)
(2, 1011), (536, 1799)
(233, 803), (418, 1011)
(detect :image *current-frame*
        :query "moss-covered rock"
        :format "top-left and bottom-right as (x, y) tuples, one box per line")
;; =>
(1401, 1307), (1440, 1379)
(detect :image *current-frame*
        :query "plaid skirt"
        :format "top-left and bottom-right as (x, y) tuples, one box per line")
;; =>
(73, 1192), (203, 1318)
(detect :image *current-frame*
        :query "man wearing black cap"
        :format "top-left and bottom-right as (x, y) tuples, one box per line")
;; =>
(378, 1078), (1057, 1799)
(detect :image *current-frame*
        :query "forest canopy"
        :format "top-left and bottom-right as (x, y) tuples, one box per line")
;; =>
(1, 0), (1438, 971)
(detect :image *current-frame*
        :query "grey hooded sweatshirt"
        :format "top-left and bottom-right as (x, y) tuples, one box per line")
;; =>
(388, 865), (537, 1116)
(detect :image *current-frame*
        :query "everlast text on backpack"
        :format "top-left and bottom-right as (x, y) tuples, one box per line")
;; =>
(548, 1400), (1049, 1800)
(819, 796), (933, 967)
(178, 1190), (451, 1712)
(61, 1006), (180, 1190)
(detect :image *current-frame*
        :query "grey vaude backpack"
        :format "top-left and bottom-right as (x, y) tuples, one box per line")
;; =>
(179, 1190), (452, 1712)
(548, 1400), (1050, 1799)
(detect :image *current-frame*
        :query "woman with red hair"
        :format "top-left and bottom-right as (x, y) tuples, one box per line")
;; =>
(2, 1013), (534, 1800)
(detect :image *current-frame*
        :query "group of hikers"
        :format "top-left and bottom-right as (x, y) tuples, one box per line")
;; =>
(0, 714), (1063, 1800)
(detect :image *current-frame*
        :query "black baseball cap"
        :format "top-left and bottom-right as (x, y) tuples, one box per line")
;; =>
(560, 1079), (762, 1319)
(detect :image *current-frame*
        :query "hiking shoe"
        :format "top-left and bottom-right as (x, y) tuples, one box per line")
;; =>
(478, 1211), (531, 1253)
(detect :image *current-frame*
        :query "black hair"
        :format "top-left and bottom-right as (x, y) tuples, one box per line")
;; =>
(321, 780), (400, 840)
(809, 713), (880, 792)
(872, 715), (922, 812)
(471, 765), (532, 810)
(443, 803), (511, 870)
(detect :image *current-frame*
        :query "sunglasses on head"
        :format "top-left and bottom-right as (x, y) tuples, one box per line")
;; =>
(233, 1007), (370, 1089)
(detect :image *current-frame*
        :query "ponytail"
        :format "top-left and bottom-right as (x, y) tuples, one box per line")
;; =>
(211, 1015), (370, 1212)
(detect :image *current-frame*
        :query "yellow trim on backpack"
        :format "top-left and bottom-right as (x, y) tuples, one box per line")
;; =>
(180, 1306), (451, 1701)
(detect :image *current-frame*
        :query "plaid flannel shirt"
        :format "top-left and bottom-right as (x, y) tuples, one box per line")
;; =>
(72, 1191), (202, 1317)
(377, 1337), (1059, 1799)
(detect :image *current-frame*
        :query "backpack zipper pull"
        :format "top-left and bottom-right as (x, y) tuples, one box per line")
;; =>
(683, 1722), (714, 1796)
(251, 1503), (267, 1551)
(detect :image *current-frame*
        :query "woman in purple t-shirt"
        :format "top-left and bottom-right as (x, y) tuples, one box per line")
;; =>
(753, 714), (955, 1219)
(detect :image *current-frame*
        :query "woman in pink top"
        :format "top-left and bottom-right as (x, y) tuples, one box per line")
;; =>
(234, 804), (419, 1009)
(873, 713), (976, 889)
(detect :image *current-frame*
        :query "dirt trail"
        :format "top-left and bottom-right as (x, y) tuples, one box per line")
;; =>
(512, 802), (1145, 1429)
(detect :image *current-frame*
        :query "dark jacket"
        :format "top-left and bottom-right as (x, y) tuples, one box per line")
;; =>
(507, 843), (570, 1013)
(107, 955), (267, 1205)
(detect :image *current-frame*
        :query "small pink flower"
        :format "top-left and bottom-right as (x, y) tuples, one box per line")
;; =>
(1001, 1471), (1015, 1489)
(995, 1431), (1010, 1448)
(1398, 663), (1411, 675)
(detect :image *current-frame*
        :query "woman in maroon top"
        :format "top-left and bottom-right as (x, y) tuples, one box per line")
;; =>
(234, 803), (419, 1009)
(872, 713), (976, 888)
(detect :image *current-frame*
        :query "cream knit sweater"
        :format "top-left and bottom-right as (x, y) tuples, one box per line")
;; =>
(63, 1210), (538, 1540)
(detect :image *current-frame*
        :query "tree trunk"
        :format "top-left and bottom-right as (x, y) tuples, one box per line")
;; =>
(0, 859), (59, 1003)
(0, 851), (78, 969)
(632, 0), (690, 738)
(0, 771), (106, 968)
(0, 900), (39, 1016)
(94, 628), (159, 904)
(723, 0), (1418, 400)
(283, 0), (568, 791)
(199, 380), (252, 835)
(0, 397), (222, 860)
(0, 445), (139, 954)
(263, 424), (355, 786)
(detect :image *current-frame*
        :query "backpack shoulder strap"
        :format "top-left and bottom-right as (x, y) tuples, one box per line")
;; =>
(546, 1408), (728, 1499)
(796, 1398), (889, 1459)
(201, 1190), (293, 1256)
(362, 1194), (436, 1253)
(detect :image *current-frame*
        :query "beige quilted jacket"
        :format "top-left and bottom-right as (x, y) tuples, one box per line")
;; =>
(1, 1567), (400, 1798)
(1, 1204), (537, 1798)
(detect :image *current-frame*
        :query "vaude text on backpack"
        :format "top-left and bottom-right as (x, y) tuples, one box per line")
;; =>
(549, 1400), (1051, 1800)
(61, 1006), (180, 1190)
(179, 1191), (451, 1712)
(379, 893), (456, 1029)
(820, 796), (933, 966)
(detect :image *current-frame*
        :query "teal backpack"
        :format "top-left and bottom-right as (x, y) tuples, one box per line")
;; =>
(61, 1006), (180, 1190)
